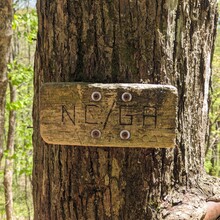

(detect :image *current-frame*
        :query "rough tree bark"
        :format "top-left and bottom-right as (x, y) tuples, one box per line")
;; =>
(33, 0), (219, 219)
(0, 0), (12, 165)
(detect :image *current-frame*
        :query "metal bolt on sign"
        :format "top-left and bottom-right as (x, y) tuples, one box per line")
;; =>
(122, 92), (132, 102)
(120, 130), (131, 140)
(91, 129), (102, 138)
(91, 91), (102, 101)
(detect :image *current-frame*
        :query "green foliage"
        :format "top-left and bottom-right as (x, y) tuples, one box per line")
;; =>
(0, 179), (33, 219)
(0, 2), (37, 219)
(205, 24), (220, 176)
(1, 61), (34, 218)
(13, 9), (37, 43)
(5, 60), (34, 179)
(8, 61), (33, 86)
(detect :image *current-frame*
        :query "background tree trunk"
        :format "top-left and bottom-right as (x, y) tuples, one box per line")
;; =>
(33, 0), (218, 219)
(0, 0), (12, 165)
(4, 82), (16, 220)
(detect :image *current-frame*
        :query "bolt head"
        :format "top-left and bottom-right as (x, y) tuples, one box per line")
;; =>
(120, 130), (131, 140)
(91, 129), (101, 138)
(122, 92), (132, 102)
(91, 91), (102, 101)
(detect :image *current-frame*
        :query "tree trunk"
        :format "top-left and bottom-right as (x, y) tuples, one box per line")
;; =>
(0, 0), (13, 165)
(33, 0), (218, 219)
(4, 82), (16, 220)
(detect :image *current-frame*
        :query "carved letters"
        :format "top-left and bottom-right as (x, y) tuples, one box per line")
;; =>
(62, 104), (157, 128)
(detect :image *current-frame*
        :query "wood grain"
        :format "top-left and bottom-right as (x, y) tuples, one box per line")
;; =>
(40, 83), (177, 148)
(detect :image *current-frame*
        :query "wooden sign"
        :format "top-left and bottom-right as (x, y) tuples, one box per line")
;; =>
(40, 83), (177, 148)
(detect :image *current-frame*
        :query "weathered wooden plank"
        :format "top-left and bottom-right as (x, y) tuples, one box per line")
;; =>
(40, 83), (177, 148)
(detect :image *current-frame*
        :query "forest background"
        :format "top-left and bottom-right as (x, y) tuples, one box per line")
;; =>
(0, 0), (219, 219)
